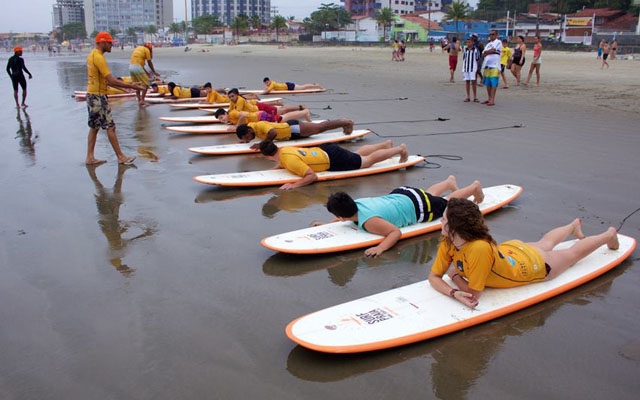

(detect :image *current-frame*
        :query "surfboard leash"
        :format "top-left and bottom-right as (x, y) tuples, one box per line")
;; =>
(364, 123), (525, 138)
(618, 207), (640, 232)
(413, 155), (463, 169)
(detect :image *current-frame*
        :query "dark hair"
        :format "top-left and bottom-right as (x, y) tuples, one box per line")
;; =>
(444, 198), (495, 245)
(203, 82), (212, 88)
(326, 192), (358, 218)
(150, 82), (157, 87)
(227, 88), (239, 95)
(214, 108), (227, 118)
(518, 35), (525, 41)
(452, 37), (457, 42)
(167, 82), (176, 91)
(263, 77), (270, 83)
(259, 140), (278, 156)
(236, 124), (249, 139)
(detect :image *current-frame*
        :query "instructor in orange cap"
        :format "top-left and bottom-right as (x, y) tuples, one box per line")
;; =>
(129, 42), (159, 106)
(6, 46), (32, 108)
(85, 31), (143, 165)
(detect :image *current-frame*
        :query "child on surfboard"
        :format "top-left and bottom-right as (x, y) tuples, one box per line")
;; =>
(262, 77), (324, 94)
(322, 176), (484, 257)
(238, 119), (354, 149)
(428, 198), (620, 309)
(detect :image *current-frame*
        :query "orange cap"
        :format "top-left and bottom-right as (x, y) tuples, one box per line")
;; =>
(95, 31), (115, 43)
(144, 42), (152, 49)
(13, 46), (22, 53)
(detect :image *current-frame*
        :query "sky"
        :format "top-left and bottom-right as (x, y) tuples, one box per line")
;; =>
(0, 0), (329, 33)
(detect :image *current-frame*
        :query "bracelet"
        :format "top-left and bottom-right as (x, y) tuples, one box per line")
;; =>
(449, 288), (459, 298)
(452, 273), (460, 281)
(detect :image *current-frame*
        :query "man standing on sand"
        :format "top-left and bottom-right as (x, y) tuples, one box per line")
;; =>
(442, 37), (459, 83)
(481, 30), (502, 106)
(601, 40), (610, 69)
(129, 42), (159, 106)
(6, 46), (33, 108)
(86, 32), (143, 165)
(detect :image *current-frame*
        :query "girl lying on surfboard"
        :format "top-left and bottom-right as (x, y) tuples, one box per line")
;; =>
(429, 198), (620, 309)
(323, 176), (484, 257)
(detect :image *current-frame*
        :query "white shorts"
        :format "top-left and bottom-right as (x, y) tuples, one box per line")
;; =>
(462, 71), (476, 81)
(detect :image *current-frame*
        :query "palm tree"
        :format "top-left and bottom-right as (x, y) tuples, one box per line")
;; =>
(250, 15), (262, 31)
(375, 7), (395, 41)
(169, 22), (183, 38)
(270, 15), (288, 43)
(144, 25), (157, 42)
(230, 14), (249, 43)
(125, 27), (137, 45)
(443, 1), (470, 39)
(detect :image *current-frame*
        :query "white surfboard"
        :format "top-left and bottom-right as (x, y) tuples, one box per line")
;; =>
(166, 119), (326, 134)
(286, 234), (636, 353)
(168, 97), (283, 109)
(193, 155), (425, 187)
(145, 96), (208, 104)
(188, 129), (371, 155)
(262, 185), (522, 254)
(241, 88), (326, 95)
(159, 115), (225, 124)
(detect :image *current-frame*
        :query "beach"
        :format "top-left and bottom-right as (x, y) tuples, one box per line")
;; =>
(0, 43), (639, 399)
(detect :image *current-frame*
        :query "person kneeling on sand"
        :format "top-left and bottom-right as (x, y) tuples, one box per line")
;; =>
(318, 176), (484, 257)
(428, 198), (620, 309)
(237, 119), (354, 149)
(259, 139), (408, 190)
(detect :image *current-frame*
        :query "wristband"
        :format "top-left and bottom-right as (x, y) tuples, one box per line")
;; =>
(449, 288), (459, 298)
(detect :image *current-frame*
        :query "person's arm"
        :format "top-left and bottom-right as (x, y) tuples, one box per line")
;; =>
(6, 59), (11, 77)
(236, 112), (249, 127)
(361, 217), (402, 257)
(280, 168), (317, 190)
(428, 270), (480, 309)
(250, 128), (277, 149)
(146, 59), (158, 76)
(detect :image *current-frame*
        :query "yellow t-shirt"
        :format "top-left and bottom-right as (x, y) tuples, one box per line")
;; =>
(156, 86), (170, 94)
(106, 87), (127, 95)
(248, 121), (290, 140)
(86, 49), (111, 94)
(229, 110), (260, 124)
(206, 91), (230, 104)
(500, 47), (513, 66)
(431, 239), (547, 290)
(172, 86), (192, 98)
(265, 81), (288, 91)
(229, 95), (258, 112)
(279, 146), (330, 177)
(130, 46), (151, 66)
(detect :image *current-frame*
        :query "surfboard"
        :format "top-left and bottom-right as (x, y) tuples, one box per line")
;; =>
(145, 96), (208, 104)
(73, 91), (161, 100)
(188, 129), (371, 155)
(165, 119), (326, 134)
(159, 115), (224, 124)
(194, 155), (425, 187)
(262, 184), (522, 254)
(168, 97), (283, 109)
(241, 88), (326, 95)
(286, 234), (636, 353)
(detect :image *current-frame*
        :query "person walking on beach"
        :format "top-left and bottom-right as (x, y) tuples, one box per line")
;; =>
(481, 30), (502, 106)
(85, 32), (143, 165)
(428, 198), (619, 309)
(523, 36), (542, 86)
(442, 37), (459, 83)
(259, 140), (409, 190)
(601, 40), (610, 69)
(129, 42), (159, 106)
(461, 37), (480, 102)
(509, 35), (526, 85)
(499, 38), (513, 88)
(597, 39), (604, 60)
(6, 46), (33, 108)
(610, 39), (618, 59)
(322, 176), (484, 257)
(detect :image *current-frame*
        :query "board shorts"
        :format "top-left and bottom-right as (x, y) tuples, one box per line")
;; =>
(286, 120), (302, 139)
(286, 82), (295, 91)
(483, 67), (500, 88)
(11, 75), (26, 91)
(190, 87), (201, 98)
(320, 143), (362, 171)
(500, 64), (506, 72)
(257, 102), (278, 116)
(129, 64), (149, 87)
(449, 55), (458, 71)
(603, 54), (609, 60)
(462, 71), (475, 81)
(86, 94), (115, 130)
(390, 187), (448, 223)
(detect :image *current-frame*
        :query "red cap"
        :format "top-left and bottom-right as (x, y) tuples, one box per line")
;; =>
(144, 42), (153, 49)
(14, 46), (22, 53)
(95, 31), (115, 43)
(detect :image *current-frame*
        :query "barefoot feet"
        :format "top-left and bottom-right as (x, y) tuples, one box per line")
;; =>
(342, 119), (354, 135)
(472, 180), (484, 204)
(571, 218), (586, 240)
(606, 227), (619, 250)
(86, 158), (107, 166)
(118, 156), (136, 165)
(398, 144), (408, 163)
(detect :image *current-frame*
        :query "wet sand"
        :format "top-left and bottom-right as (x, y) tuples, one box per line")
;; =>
(0, 44), (639, 399)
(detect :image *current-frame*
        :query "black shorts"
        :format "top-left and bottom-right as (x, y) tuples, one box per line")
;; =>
(390, 187), (448, 222)
(603, 54), (609, 60)
(190, 87), (201, 98)
(286, 82), (295, 91)
(11, 75), (26, 91)
(320, 143), (362, 171)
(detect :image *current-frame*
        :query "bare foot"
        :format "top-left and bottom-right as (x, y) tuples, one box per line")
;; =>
(606, 227), (619, 250)
(571, 218), (585, 239)
(86, 158), (106, 165)
(398, 144), (408, 163)
(343, 120), (354, 135)
(472, 181), (484, 204)
(21, 104), (28, 108)
(446, 175), (459, 192)
(118, 156), (136, 165)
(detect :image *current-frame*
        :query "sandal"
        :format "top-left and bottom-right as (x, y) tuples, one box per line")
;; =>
(473, 98), (479, 103)
(464, 98), (470, 102)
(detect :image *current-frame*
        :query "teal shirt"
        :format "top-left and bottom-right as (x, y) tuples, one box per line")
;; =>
(355, 194), (417, 231)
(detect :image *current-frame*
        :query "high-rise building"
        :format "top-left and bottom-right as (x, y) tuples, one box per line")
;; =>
(191, 0), (272, 26)
(53, 0), (86, 29)
(84, 0), (173, 34)
(341, 1), (416, 17)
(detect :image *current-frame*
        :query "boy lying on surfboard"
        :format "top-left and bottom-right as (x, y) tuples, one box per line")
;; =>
(263, 77), (324, 94)
(320, 176), (484, 257)
(237, 119), (354, 149)
(429, 197), (620, 309)
(259, 139), (408, 190)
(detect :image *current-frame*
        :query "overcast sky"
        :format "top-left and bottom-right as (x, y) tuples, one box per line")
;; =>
(0, 1), (330, 33)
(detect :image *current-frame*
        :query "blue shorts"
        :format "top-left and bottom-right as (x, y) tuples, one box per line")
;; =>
(483, 67), (500, 88)
(286, 82), (295, 91)
(320, 143), (362, 171)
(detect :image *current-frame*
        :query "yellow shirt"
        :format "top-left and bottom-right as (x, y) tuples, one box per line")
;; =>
(86, 49), (111, 94)
(229, 110), (259, 124)
(206, 91), (230, 104)
(172, 86), (192, 98)
(279, 146), (330, 177)
(431, 239), (547, 291)
(130, 46), (151, 67)
(106, 87), (127, 95)
(500, 47), (513, 66)
(229, 95), (258, 112)
(248, 121), (290, 140)
(156, 86), (170, 94)
(265, 81), (288, 91)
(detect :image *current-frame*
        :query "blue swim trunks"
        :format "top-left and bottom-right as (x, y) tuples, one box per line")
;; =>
(483, 67), (500, 88)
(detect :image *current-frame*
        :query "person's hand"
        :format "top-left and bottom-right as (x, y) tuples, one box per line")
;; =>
(28, 74), (33, 79)
(249, 143), (260, 150)
(309, 220), (326, 227)
(453, 290), (479, 308)
(280, 183), (296, 190)
(364, 245), (385, 257)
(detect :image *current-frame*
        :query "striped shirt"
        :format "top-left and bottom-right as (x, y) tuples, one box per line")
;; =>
(462, 47), (480, 73)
